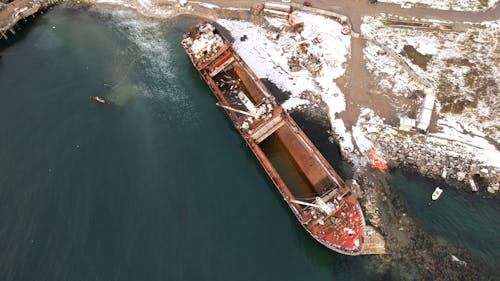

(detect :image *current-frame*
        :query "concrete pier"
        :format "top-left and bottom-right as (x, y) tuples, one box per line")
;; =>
(0, 0), (58, 40)
(360, 225), (386, 255)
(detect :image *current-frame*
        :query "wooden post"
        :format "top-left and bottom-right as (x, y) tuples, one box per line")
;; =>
(9, 28), (16, 35)
(1, 32), (7, 40)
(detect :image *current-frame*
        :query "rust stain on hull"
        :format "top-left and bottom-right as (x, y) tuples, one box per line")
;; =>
(182, 22), (366, 255)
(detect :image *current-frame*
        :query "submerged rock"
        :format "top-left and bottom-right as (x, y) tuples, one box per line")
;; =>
(451, 255), (467, 266)
(457, 172), (467, 182)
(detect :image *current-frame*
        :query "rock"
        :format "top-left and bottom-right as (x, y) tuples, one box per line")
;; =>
(290, 65), (301, 72)
(487, 182), (499, 194)
(469, 177), (478, 192)
(419, 166), (427, 174)
(450, 255), (467, 266)
(431, 165), (440, 174)
(487, 185), (495, 194)
(441, 168), (448, 179)
(457, 172), (467, 181)
(479, 168), (489, 177)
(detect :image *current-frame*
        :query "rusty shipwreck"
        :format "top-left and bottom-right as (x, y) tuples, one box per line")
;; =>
(182, 23), (366, 255)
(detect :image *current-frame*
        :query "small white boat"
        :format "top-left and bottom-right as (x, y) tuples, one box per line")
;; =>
(432, 187), (443, 200)
(92, 96), (107, 104)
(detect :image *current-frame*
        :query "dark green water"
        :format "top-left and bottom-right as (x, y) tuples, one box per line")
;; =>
(390, 169), (500, 276)
(0, 7), (380, 281)
(1, 7), (499, 281)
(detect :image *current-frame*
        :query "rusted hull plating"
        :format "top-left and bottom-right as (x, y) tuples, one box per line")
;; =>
(182, 23), (365, 255)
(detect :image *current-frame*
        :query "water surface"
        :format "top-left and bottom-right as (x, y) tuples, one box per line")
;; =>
(0, 7), (378, 281)
(390, 169), (500, 275)
(1, 7), (498, 281)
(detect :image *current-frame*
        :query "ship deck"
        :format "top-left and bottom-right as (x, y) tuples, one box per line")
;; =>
(182, 23), (365, 255)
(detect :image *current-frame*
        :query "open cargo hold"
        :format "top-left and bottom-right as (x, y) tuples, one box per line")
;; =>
(182, 22), (366, 255)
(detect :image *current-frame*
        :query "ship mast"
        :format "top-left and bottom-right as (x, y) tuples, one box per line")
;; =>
(215, 102), (258, 118)
(291, 197), (336, 216)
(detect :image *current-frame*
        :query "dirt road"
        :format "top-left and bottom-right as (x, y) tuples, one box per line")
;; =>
(307, 0), (499, 31)
(206, 1), (499, 128)
(208, 0), (499, 31)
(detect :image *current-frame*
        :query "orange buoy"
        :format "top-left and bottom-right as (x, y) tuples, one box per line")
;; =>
(369, 148), (388, 173)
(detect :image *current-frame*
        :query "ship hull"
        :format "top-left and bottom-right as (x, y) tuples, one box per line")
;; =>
(182, 23), (365, 255)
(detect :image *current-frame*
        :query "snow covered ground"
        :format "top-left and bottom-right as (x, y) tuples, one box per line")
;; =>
(379, 0), (498, 11)
(352, 108), (382, 163)
(363, 41), (416, 97)
(86, 0), (499, 178)
(91, 0), (177, 18)
(433, 119), (500, 168)
(217, 13), (356, 155)
(361, 15), (500, 169)
(88, 0), (249, 19)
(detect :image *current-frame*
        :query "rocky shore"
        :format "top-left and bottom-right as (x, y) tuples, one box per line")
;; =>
(295, 106), (497, 280)
(358, 14), (499, 196)
(3, 0), (499, 279)
(358, 122), (500, 195)
(356, 171), (495, 281)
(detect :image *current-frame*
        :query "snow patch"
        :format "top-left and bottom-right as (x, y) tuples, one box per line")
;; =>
(282, 97), (310, 111)
(352, 109), (377, 154)
(217, 14), (353, 155)
(192, 1), (220, 9)
(432, 119), (500, 167)
(361, 15), (500, 170)
(378, 0), (498, 11)
(91, 0), (177, 18)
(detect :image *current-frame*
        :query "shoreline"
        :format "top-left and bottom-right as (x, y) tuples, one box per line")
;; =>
(0, 0), (60, 39)
(2, 1), (499, 279)
(2, 4), (499, 190)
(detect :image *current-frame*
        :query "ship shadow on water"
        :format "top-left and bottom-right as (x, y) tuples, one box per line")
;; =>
(206, 74), (361, 269)
(285, 108), (393, 280)
(290, 108), (353, 180)
(261, 79), (353, 180)
(261, 78), (291, 105)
